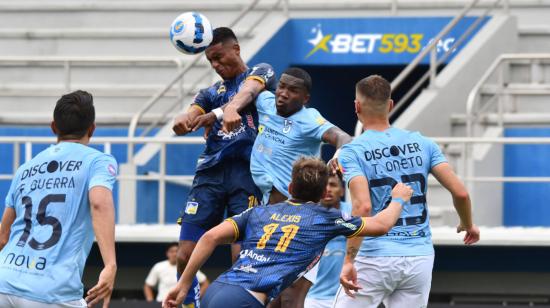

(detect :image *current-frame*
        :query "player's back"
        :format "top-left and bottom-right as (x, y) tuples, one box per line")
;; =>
(218, 201), (364, 300)
(339, 127), (446, 256)
(0, 142), (117, 303)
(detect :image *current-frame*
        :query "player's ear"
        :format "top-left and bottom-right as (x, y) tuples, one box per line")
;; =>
(50, 121), (58, 136)
(288, 182), (294, 196)
(354, 100), (361, 114)
(87, 123), (96, 138)
(233, 42), (240, 56)
(387, 99), (394, 113)
(303, 93), (310, 105)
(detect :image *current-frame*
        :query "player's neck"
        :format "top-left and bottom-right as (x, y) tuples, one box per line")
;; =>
(359, 116), (390, 132)
(57, 136), (90, 145)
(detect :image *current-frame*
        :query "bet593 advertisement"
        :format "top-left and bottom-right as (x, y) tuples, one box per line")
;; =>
(254, 17), (489, 66)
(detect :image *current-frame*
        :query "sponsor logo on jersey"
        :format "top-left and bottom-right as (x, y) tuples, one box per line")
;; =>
(217, 123), (246, 140)
(315, 116), (326, 126)
(335, 218), (358, 231)
(185, 201), (199, 215)
(217, 85), (226, 94)
(3, 253), (47, 271)
(234, 264), (258, 274)
(20, 160), (82, 180)
(239, 249), (271, 262)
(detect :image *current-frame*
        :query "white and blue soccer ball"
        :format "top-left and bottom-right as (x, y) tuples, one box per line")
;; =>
(170, 12), (213, 55)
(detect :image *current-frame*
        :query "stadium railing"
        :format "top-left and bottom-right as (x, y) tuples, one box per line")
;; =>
(1, 135), (550, 223)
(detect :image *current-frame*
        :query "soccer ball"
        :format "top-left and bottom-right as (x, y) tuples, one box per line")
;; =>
(170, 12), (213, 55)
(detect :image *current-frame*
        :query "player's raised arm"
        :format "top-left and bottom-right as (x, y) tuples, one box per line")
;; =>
(222, 64), (275, 133)
(431, 162), (479, 245)
(0, 208), (16, 251)
(322, 127), (353, 174)
(86, 186), (117, 308)
(173, 105), (207, 136)
(359, 183), (412, 236)
(163, 220), (238, 308)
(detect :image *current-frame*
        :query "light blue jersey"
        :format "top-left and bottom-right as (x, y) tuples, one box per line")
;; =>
(306, 202), (351, 300)
(0, 142), (117, 303)
(338, 127), (446, 257)
(251, 91), (334, 203)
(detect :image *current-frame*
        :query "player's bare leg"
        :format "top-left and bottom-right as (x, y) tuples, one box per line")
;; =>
(177, 240), (197, 274)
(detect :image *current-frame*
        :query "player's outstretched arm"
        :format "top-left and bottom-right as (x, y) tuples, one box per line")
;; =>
(163, 221), (237, 308)
(222, 79), (266, 133)
(0, 207), (16, 251)
(359, 183), (412, 236)
(431, 162), (479, 245)
(322, 127), (353, 174)
(86, 186), (117, 308)
(173, 105), (204, 136)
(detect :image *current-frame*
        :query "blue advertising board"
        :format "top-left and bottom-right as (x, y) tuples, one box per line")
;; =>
(250, 16), (489, 71)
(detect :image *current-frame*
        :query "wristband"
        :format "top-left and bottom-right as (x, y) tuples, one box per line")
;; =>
(212, 108), (223, 121)
(333, 148), (341, 159)
(391, 198), (405, 206)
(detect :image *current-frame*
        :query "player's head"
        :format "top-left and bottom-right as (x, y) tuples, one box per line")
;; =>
(288, 157), (329, 203)
(321, 173), (344, 209)
(51, 90), (96, 142)
(205, 27), (243, 80)
(275, 67), (312, 117)
(166, 243), (178, 265)
(355, 75), (393, 118)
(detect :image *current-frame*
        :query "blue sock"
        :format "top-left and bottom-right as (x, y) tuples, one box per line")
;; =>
(182, 276), (200, 307)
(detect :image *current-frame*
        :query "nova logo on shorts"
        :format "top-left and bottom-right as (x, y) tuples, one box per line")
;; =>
(185, 201), (199, 215)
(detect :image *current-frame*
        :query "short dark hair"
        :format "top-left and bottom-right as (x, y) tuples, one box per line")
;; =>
(291, 157), (329, 202)
(53, 90), (95, 139)
(282, 67), (312, 93)
(167, 242), (178, 251)
(356, 75), (391, 103)
(210, 27), (238, 46)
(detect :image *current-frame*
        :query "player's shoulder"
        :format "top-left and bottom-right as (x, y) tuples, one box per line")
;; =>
(257, 90), (275, 102)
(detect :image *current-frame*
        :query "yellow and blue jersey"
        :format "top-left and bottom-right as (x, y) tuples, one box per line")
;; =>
(251, 91), (334, 203)
(338, 127), (447, 257)
(306, 201), (351, 300)
(218, 201), (364, 301)
(0, 142), (117, 303)
(191, 63), (276, 171)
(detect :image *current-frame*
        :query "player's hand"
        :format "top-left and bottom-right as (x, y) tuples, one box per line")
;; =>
(85, 264), (116, 308)
(327, 157), (342, 177)
(457, 223), (480, 245)
(339, 261), (361, 298)
(190, 112), (216, 139)
(391, 183), (414, 203)
(222, 105), (241, 133)
(162, 285), (188, 308)
(191, 112), (216, 132)
(173, 113), (193, 136)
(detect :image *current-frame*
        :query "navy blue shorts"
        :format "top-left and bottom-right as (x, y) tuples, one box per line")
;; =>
(201, 281), (265, 308)
(179, 159), (261, 242)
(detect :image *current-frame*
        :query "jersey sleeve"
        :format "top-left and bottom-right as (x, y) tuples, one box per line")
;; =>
(338, 146), (364, 185)
(427, 138), (447, 169)
(330, 211), (365, 238)
(190, 87), (213, 114)
(255, 91), (275, 113)
(225, 207), (254, 242)
(144, 263), (160, 286)
(303, 108), (335, 141)
(88, 154), (118, 191)
(247, 63), (276, 90)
